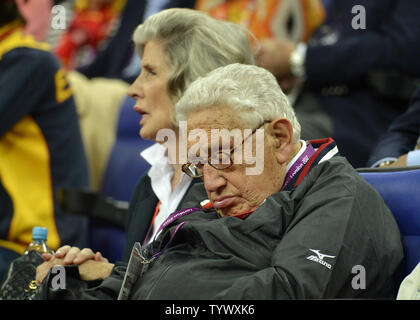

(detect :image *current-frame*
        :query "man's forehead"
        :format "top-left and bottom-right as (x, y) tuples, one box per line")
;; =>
(185, 106), (242, 131)
(184, 108), (246, 153)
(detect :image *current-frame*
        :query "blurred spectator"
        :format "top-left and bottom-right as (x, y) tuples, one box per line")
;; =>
(196, 0), (334, 143)
(367, 87), (420, 168)
(15, 0), (52, 41)
(78, 0), (195, 83)
(255, 0), (420, 167)
(195, 0), (325, 44)
(12, 0), (130, 190)
(54, 0), (126, 70)
(397, 262), (420, 300)
(0, 0), (89, 280)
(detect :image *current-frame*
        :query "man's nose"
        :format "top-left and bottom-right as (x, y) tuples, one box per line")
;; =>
(203, 164), (227, 194)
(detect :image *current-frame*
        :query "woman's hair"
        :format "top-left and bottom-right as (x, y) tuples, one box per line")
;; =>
(0, 1), (25, 28)
(132, 8), (255, 106)
(175, 63), (301, 143)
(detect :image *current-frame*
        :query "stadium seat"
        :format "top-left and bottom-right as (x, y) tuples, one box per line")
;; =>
(358, 166), (420, 284)
(88, 96), (153, 263)
(100, 96), (154, 202)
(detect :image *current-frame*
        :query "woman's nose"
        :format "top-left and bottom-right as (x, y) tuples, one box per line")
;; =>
(127, 75), (143, 100)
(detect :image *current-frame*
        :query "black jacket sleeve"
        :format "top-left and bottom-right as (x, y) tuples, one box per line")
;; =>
(35, 264), (127, 300)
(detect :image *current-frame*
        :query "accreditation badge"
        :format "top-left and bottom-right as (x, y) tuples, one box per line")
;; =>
(117, 242), (150, 300)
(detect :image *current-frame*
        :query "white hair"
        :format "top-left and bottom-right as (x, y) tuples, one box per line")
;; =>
(175, 63), (301, 143)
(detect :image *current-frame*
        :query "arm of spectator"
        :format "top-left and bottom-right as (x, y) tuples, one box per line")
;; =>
(367, 88), (420, 167)
(386, 152), (420, 167)
(368, 150), (420, 168)
(255, 38), (296, 80)
(304, 0), (420, 88)
(0, 52), (45, 137)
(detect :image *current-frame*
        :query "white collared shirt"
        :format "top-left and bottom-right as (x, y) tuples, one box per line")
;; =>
(141, 143), (193, 244)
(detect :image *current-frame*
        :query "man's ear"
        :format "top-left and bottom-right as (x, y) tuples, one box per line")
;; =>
(268, 118), (294, 164)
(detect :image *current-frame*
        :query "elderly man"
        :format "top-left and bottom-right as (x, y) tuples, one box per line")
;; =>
(35, 64), (402, 300)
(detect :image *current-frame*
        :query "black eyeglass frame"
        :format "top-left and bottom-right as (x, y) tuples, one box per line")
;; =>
(181, 120), (271, 178)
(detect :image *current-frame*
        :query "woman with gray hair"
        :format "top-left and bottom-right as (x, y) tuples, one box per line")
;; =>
(35, 8), (255, 286)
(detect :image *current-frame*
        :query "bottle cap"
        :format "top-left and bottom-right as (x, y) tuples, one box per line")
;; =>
(32, 227), (48, 241)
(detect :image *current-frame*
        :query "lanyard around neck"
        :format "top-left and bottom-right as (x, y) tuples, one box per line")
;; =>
(281, 143), (315, 190)
(146, 207), (202, 259)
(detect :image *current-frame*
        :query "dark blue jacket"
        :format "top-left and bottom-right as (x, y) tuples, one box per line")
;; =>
(301, 0), (420, 167)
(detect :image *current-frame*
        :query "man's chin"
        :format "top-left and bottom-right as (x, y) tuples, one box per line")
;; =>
(216, 207), (243, 218)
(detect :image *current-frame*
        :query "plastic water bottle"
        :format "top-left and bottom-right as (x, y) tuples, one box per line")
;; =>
(24, 227), (54, 255)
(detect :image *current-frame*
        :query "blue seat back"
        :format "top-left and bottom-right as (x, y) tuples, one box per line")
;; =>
(89, 96), (153, 262)
(100, 96), (153, 201)
(359, 168), (420, 278)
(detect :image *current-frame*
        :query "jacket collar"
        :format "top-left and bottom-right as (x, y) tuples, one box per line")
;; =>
(283, 138), (339, 191)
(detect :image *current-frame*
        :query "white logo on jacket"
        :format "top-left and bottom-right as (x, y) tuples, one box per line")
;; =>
(306, 249), (336, 270)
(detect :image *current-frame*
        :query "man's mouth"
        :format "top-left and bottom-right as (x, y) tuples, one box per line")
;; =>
(212, 196), (236, 209)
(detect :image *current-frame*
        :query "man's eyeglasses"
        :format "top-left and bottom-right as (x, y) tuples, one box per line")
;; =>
(182, 121), (270, 178)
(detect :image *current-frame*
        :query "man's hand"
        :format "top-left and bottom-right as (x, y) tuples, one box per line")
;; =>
(36, 255), (66, 285)
(36, 256), (115, 284)
(52, 245), (108, 265)
(35, 245), (110, 285)
(256, 38), (296, 80)
(78, 260), (115, 281)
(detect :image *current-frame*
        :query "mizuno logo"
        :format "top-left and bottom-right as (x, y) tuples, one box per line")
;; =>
(306, 249), (336, 270)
